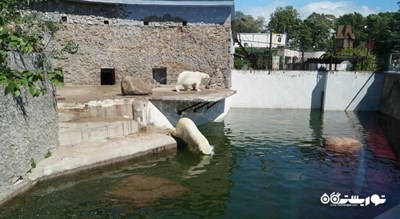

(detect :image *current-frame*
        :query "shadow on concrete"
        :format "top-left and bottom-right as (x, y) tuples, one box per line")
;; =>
(310, 70), (327, 110)
(347, 72), (384, 111)
(150, 99), (226, 127)
(380, 73), (400, 120)
(308, 109), (324, 146)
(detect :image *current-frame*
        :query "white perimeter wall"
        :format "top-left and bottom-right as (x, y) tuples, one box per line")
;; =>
(324, 71), (384, 111)
(229, 70), (383, 111)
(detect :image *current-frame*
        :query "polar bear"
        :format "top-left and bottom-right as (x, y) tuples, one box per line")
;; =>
(169, 117), (213, 155)
(175, 71), (210, 92)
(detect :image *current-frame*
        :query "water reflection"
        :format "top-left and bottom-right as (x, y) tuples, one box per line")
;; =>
(1, 109), (399, 219)
(223, 109), (400, 219)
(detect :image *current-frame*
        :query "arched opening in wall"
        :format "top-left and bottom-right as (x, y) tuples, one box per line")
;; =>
(101, 68), (115, 85)
(152, 67), (167, 84)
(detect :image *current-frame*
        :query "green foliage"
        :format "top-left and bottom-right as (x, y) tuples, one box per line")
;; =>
(44, 150), (52, 158)
(303, 13), (336, 51)
(0, 0), (41, 26)
(372, 12), (400, 70)
(0, 27), (34, 54)
(234, 48), (272, 70)
(292, 22), (313, 50)
(338, 48), (377, 71)
(61, 40), (79, 54)
(235, 11), (265, 33)
(234, 57), (252, 69)
(30, 158), (36, 169)
(0, 68), (64, 97)
(231, 5), (399, 71)
(0, 0), (64, 97)
(17, 13), (61, 52)
(1, 25), (64, 97)
(267, 6), (302, 45)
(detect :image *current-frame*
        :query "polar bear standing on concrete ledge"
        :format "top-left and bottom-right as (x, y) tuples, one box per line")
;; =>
(175, 71), (210, 92)
(169, 118), (213, 155)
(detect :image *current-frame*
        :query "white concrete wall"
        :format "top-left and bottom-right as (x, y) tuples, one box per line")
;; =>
(324, 71), (383, 111)
(230, 70), (326, 109)
(380, 73), (400, 121)
(230, 70), (383, 111)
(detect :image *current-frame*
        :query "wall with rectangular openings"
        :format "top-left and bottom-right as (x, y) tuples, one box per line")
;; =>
(29, 0), (234, 88)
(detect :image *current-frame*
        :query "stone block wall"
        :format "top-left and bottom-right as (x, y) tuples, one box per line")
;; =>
(31, 0), (234, 88)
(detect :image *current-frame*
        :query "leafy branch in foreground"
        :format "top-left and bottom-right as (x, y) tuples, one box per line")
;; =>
(0, 68), (63, 97)
(1, 11), (64, 97)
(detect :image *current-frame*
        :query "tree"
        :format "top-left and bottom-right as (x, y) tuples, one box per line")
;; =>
(338, 48), (377, 71)
(267, 6), (302, 46)
(290, 22), (313, 51)
(235, 11), (265, 33)
(335, 12), (366, 48)
(373, 12), (400, 70)
(304, 13), (336, 51)
(0, 0), (41, 26)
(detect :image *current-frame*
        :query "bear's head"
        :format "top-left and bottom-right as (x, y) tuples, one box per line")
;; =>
(201, 73), (210, 79)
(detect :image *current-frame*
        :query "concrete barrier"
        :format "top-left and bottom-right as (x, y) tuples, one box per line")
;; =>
(380, 73), (400, 120)
(229, 70), (383, 111)
(324, 71), (383, 111)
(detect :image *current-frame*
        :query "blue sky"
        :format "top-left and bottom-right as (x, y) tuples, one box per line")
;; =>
(235, 0), (399, 22)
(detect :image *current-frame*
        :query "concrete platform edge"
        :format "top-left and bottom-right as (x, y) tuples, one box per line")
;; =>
(0, 136), (177, 207)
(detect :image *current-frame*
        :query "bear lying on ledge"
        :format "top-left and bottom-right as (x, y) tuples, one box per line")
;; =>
(169, 117), (213, 155)
(175, 71), (210, 92)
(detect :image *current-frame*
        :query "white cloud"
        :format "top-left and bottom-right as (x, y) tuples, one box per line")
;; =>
(299, 1), (378, 19)
(238, 1), (379, 24)
(247, 6), (277, 23)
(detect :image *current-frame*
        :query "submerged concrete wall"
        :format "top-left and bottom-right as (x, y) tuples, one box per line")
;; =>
(0, 54), (59, 194)
(380, 73), (400, 121)
(229, 70), (383, 111)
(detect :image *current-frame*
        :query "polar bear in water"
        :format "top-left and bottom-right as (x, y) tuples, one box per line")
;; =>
(169, 117), (213, 155)
(175, 71), (210, 92)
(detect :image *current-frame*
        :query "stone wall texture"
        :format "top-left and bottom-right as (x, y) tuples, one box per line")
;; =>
(31, 0), (234, 88)
(0, 53), (59, 194)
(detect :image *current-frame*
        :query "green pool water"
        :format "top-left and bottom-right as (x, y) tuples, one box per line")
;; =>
(1, 109), (400, 219)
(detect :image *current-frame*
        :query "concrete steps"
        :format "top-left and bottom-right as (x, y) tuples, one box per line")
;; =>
(59, 119), (139, 147)
(57, 99), (140, 147)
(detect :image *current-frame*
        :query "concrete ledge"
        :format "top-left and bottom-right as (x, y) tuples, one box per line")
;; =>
(29, 133), (176, 181)
(0, 179), (36, 207)
(0, 133), (177, 206)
